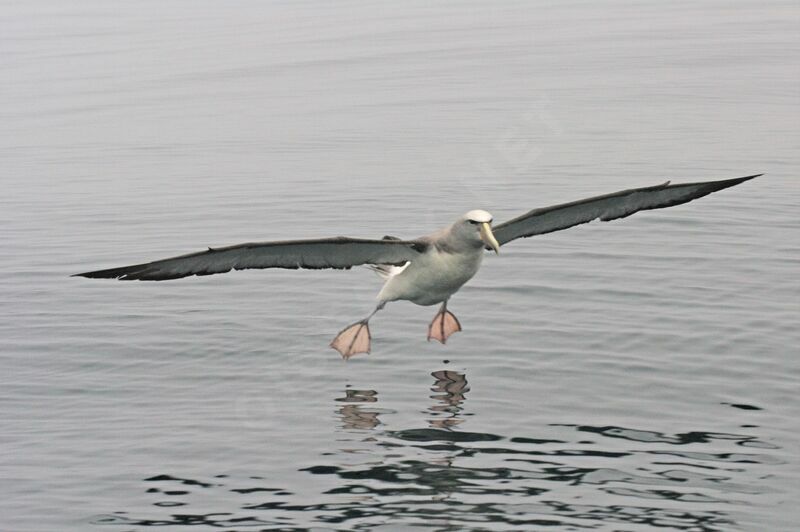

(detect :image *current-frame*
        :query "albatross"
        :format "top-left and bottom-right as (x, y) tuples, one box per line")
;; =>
(74, 174), (760, 359)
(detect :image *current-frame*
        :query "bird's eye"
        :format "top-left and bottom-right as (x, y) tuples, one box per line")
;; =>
(468, 220), (478, 225)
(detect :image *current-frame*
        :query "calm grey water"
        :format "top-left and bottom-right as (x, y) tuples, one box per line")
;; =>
(2, 1), (799, 530)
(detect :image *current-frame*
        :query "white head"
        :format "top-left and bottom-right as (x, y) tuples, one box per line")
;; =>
(452, 209), (500, 253)
(464, 209), (493, 224)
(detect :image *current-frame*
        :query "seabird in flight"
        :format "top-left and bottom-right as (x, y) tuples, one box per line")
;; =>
(74, 174), (760, 359)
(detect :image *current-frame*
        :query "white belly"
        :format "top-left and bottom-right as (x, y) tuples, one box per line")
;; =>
(377, 247), (484, 306)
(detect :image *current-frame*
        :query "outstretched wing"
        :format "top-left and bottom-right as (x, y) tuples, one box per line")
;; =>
(492, 174), (761, 246)
(74, 237), (428, 281)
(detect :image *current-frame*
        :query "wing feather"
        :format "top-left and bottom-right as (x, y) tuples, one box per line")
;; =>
(74, 237), (427, 281)
(492, 174), (761, 246)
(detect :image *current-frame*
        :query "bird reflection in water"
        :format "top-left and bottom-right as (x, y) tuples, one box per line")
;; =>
(92, 371), (766, 531)
(428, 370), (470, 429)
(334, 370), (471, 433)
(333, 371), (471, 433)
(335, 388), (381, 431)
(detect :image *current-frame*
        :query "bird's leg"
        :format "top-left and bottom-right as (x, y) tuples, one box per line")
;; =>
(427, 299), (462, 344)
(330, 302), (386, 360)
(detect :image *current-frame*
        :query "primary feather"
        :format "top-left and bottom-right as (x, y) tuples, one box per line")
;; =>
(492, 174), (760, 246)
(74, 237), (427, 281)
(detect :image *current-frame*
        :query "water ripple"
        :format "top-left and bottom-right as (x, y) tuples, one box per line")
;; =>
(90, 370), (784, 531)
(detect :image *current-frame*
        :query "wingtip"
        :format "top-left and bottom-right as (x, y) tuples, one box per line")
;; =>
(725, 173), (763, 187)
(686, 173), (762, 191)
(70, 268), (127, 280)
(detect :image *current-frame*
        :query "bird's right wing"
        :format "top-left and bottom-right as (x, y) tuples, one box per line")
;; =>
(73, 237), (428, 281)
(492, 174), (760, 246)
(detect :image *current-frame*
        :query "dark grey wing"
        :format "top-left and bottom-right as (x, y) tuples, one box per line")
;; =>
(74, 237), (428, 281)
(492, 174), (761, 246)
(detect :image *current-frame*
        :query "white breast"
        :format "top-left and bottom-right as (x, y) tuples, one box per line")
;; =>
(377, 246), (484, 306)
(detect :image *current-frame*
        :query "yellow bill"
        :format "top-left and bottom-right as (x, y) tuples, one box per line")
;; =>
(479, 222), (500, 254)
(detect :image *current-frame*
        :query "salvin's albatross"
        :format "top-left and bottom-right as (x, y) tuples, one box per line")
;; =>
(74, 174), (760, 359)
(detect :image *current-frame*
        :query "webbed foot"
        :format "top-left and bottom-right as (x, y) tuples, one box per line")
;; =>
(330, 320), (371, 359)
(427, 305), (462, 344)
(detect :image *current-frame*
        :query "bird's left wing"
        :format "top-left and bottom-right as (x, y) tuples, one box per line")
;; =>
(492, 174), (760, 247)
(73, 237), (427, 281)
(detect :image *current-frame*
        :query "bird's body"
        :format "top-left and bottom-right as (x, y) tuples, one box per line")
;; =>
(74, 174), (761, 359)
(380, 246), (483, 306)
(379, 221), (488, 306)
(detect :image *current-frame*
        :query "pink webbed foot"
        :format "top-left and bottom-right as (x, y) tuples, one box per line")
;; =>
(330, 320), (371, 360)
(427, 308), (462, 344)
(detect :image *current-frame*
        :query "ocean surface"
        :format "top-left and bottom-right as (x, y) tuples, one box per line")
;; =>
(2, 1), (799, 530)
